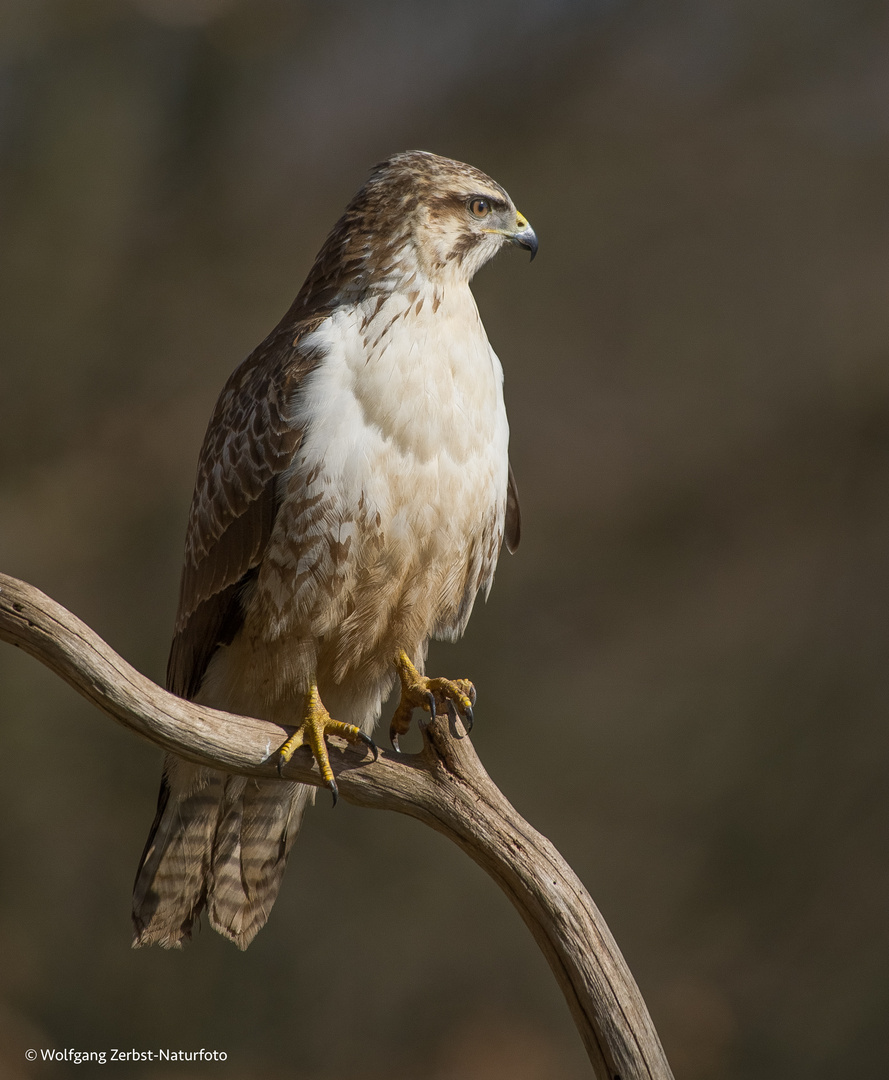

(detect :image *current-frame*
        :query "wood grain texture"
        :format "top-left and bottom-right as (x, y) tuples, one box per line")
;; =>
(0, 572), (673, 1080)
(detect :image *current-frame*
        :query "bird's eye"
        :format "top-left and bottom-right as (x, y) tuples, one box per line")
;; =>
(469, 198), (492, 219)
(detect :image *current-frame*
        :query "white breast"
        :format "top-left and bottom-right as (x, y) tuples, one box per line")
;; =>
(297, 284), (507, 470)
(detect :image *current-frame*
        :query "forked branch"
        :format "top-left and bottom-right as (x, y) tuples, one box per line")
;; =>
(0, 572), (673, 1080)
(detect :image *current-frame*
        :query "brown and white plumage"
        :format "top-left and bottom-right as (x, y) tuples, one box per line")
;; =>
(132, 151), (535, 949)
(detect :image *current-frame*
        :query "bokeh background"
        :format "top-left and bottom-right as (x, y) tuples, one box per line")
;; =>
(2, 1), (889, 1077)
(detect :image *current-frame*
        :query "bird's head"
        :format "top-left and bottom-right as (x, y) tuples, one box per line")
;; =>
(295, 151), (536, 313)
(356, 150), (537, 286)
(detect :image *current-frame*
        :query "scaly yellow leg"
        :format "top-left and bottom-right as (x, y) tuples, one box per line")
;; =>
(389, 649), (476, 751)
(277, 685), (377, 805)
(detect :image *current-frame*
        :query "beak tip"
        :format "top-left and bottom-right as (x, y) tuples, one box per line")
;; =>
(514, 226), (538, 262)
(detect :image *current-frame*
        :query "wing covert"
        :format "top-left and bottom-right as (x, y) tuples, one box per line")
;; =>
(167, 317), (325, 698)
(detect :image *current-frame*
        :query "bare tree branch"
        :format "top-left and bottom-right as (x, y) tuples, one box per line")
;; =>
(0, 571), (673, 1080)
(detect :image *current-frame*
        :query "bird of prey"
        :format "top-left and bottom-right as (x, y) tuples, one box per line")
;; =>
(132, 151), (537, 949)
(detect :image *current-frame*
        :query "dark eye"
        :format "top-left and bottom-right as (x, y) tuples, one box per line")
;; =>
(469, 198), (492, 219)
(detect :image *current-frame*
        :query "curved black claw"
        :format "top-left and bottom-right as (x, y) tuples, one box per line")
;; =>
(276, 747), (291, 778)
(390, 729), (401, 753)
(445, 698), (473, 736)
(417, 691), (437, 729)
(359, 731), (380, 761)
(328, 777), (339, 808)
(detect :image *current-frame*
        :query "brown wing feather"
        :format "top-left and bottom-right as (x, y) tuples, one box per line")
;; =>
(505, 460), (521, 554)
(167, 316), (326, 698)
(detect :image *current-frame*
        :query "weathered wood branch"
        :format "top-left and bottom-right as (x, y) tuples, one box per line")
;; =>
(0, 572), (673, 1080)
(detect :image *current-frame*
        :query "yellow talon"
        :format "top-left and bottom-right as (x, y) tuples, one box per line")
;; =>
(277, 685), (377, 805)
(390, 650), (476, 751)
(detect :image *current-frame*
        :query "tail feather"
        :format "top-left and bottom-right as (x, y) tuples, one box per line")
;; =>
(132, 754), (310, 950)
(209, 777), (312, 950)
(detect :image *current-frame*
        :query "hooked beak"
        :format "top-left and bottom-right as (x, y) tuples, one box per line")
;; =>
(510, 211), (538, 261)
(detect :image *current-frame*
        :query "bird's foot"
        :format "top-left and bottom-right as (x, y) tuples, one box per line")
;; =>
(277, 685), (377, 806)
(389, 649), (476, 751)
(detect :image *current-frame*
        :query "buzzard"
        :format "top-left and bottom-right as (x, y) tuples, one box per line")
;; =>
(132, 151), (537, 949)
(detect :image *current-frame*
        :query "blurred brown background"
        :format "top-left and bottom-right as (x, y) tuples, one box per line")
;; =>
(2, 1), (889, 1077)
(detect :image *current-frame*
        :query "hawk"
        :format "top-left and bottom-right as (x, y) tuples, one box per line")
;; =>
(132, 151), (537, 949)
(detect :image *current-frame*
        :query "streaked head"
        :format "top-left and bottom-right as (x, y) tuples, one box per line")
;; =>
(371, 150), (538, 281)
(296, 150), (536, 312)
